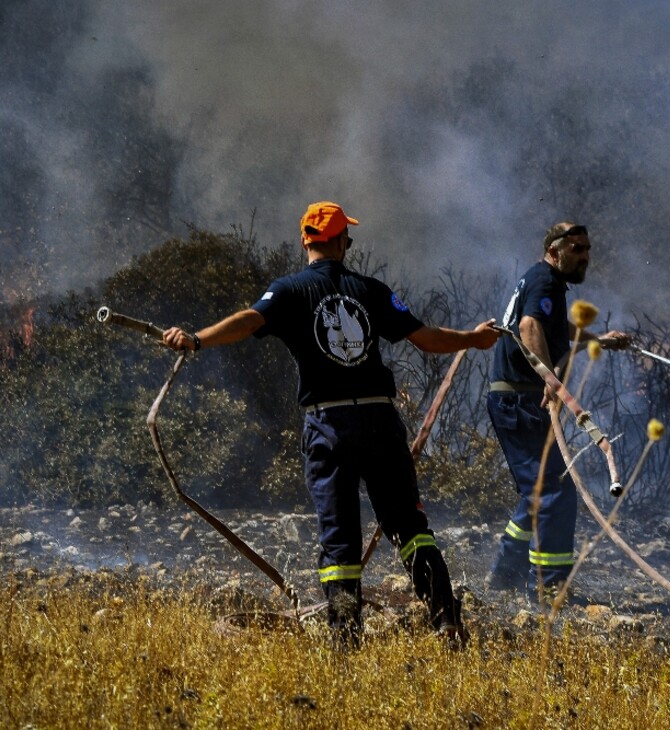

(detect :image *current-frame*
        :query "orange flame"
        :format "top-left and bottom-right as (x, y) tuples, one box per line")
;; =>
(0, 305), (35, 363)
(19, 307), (35, 348)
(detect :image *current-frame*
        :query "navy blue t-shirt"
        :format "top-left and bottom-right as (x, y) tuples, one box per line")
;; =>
(491, 260), (569, 384)
(251, 259), (424, 406)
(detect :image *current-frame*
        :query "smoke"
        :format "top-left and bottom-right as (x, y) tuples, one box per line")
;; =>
(2, 0), (670, 323)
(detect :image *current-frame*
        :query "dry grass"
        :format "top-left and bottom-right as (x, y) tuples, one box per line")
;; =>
(1, 571), (669, 729)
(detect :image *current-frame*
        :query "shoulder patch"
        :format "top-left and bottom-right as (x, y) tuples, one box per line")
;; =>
(261, 291), (273, 301)
(391, 293), (409, 312)
(539, 297), (553, 316)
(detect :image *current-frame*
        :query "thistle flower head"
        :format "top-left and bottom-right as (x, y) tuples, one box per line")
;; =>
(587, 340), (602, 360)
(647, 419), (665, 442)
(571, 300), (599, 328)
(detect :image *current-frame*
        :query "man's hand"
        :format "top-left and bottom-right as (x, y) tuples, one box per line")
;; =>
(541, 382), (559, 409)
(163, 327), (196, 351)
(471, 318), (501, 350)
(600, 330), (632, 350)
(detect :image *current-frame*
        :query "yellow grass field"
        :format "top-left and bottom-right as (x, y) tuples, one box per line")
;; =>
(1, 570), (668, 729)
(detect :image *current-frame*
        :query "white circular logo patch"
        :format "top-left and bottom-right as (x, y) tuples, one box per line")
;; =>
(314, 295), (371, 366)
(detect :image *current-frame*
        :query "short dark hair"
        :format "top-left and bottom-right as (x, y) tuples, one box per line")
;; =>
(543, 222), (588, 251)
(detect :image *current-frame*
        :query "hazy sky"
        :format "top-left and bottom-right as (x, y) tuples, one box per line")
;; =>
(2, 0), (670, 322)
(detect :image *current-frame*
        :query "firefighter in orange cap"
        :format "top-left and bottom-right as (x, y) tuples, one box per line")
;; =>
(164, 201), (499, 648)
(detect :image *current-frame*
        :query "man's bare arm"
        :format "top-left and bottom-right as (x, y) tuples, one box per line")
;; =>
(407, 319), (499, 353)
(568, 321), (631, 349)
(519, 315), (553, 369)
(163, 309), (266, 351)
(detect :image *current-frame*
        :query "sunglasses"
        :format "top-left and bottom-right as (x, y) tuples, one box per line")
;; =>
(567, 241), (591, 254)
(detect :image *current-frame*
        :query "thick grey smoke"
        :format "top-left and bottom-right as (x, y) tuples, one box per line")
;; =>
(2, 0), (669, 322)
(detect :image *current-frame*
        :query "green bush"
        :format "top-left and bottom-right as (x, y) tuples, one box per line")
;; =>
(0, 230), (302, 508)
(417, 429), (515, 521)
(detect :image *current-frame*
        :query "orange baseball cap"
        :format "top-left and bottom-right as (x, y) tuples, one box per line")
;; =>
(300, 201), (359, 244)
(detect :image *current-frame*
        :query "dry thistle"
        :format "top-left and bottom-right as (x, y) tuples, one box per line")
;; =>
(587, 340), (602, 360)
(570, 299), (599, 328)
(647, 418), (665, 442)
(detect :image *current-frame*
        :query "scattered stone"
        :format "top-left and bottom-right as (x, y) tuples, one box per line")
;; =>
(381, 574), (412, 592)
(442, 526), (469, 542)
(584, 605), (612, 621)
(10, 531), (33, 546)
(278, 514), (315, 544)
(643, 634), (669, 653)
(609, 615), (645, 633)
(637, 538), (667, 557)
(0, 502), (667, 641)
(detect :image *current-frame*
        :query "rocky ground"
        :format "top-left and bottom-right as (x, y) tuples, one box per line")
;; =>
(1, 498), (669, 641)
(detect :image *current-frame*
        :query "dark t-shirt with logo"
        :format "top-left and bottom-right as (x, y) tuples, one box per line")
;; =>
(251, 259), (424, 405)
(491, 260), (569, 385)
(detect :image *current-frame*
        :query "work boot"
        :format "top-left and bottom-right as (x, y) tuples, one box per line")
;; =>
(328, 587), (362, 651)
(484, 568), (527, 593)
(435, 597), (470, 651)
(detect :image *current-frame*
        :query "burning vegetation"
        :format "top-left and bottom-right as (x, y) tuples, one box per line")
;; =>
(0, 301), (35, 363)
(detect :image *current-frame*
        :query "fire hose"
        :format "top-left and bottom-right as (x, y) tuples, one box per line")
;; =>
(492, 324), (623, 496)
(629, 343), (670, 368)
(97, 306), (300, 612)
(554, 337), (670, 373)
(496, 324), (670, 595)
(550, 404), (670, 593)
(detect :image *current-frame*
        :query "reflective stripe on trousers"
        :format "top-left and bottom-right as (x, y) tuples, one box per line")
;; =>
(504, 520), (533, 542)
(318, 564), (362, 583)
(487, 390), (577, 588)
(529, 550), (575, 567)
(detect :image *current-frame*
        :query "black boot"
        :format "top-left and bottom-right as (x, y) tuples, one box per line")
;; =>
(326, 580), (362, 651)
(434, 596), (470, 650)
(404, 545), (469, 649)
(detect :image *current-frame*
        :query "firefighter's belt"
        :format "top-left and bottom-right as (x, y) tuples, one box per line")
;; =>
(489, 381), (544, 393)
(305, 396), (393, 413)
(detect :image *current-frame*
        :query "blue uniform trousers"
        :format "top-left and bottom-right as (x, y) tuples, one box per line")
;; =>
(487, 391), (577, 591)
(302, 403), (456, 645)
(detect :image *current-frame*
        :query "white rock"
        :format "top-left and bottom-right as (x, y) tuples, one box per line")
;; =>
(636, 538), (666, 558)
(10, 531), (33, 546)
